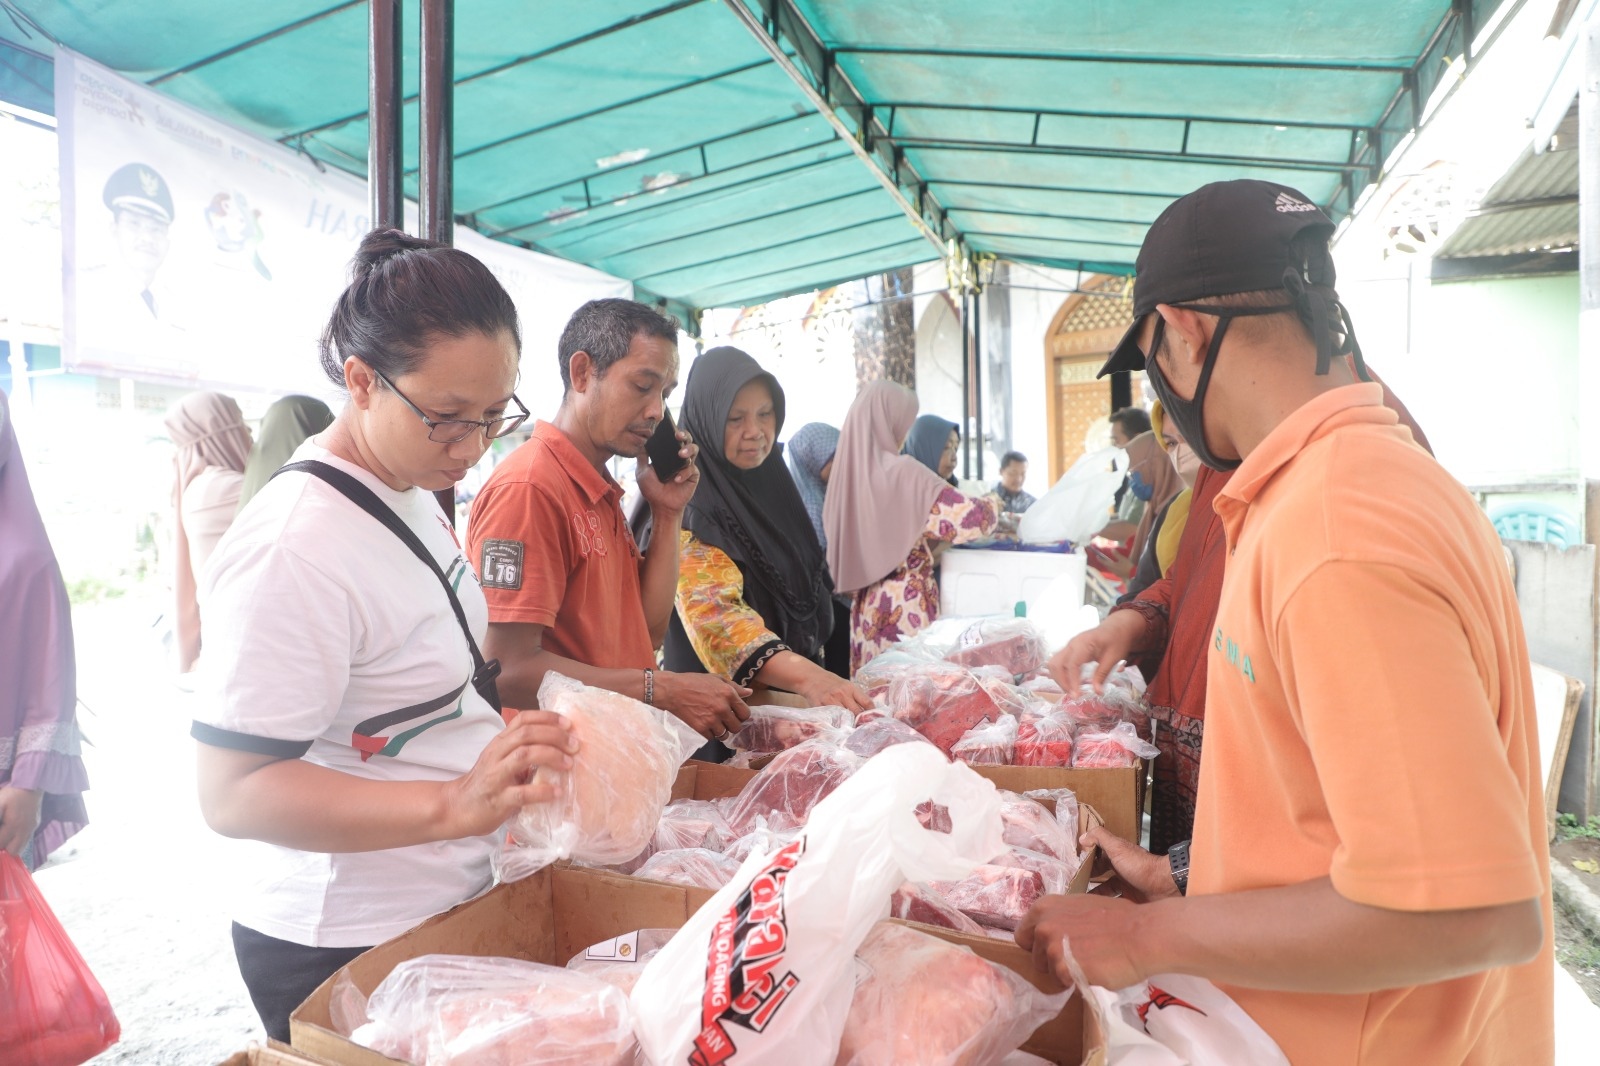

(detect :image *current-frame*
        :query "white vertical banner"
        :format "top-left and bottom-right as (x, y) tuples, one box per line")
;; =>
(55, 48), (630, 409)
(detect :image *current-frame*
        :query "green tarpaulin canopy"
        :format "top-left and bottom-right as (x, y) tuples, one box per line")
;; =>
(0, 0), (1508, 316)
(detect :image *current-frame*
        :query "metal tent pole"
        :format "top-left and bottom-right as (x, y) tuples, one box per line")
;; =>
(960, 288), (972, 480)
(420, 0), (457, 520)
(368, 0), (403, 230)
(972, 283), (984, 482)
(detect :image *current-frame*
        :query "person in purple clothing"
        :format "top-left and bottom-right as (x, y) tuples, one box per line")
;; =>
(0, 389), (89, 869)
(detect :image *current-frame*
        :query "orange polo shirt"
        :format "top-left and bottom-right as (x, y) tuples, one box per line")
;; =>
(1192, 384), (1552, 1065)
(466, 421), (655, 679)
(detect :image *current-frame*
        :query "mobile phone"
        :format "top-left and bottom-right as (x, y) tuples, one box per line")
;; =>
(645, 409), (688, 481)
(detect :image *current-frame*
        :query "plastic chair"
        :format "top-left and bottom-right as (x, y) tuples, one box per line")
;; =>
(1489, 503), (1580, 549)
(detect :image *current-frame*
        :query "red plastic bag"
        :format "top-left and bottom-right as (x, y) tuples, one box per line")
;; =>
(0, 853), (120, 1066)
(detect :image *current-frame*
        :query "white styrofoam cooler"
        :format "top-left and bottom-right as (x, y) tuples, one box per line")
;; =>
(938, 547), (1086, 620)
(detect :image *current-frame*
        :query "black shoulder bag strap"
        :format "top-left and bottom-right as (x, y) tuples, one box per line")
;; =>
(275, 459), (502, 711)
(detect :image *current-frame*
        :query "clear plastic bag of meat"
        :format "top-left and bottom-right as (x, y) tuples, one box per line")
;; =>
(854, 649), (933, 702)
(348, 954), (636, 1066)
(931, 863), (1048, 931)
(992, 845), (1075, 896)
(1020, 675), (1066, 701)
(654, 798), (733, 853)
(951, 714), (1019, 766)
(721, 735), (865, 837)
(720, 813), (803, 865)
(885, 662), (1008, 755)
(836, 922), (1071, 1066)
(726, 704), (854, 755)
(943, 618), (1048, 681)
(1014, 706), (1075, 768)
(630, 743), (1006, 1066)
(842, 715), (937, 759)
(498, 672), (704, 882)
(565, 929), (675, 997)
(889, 881), (984, 935)
(635, 847), (743, 890)
(1023, 788), (1081, 853)
(1072, 721), (1160, 769)
(998, 791), (1074, 863)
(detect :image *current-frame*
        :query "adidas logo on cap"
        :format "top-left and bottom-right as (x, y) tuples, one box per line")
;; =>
(1274, 191), (1317, 213)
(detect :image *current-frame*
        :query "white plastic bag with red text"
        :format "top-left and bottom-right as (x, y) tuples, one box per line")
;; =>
(628, 743), (1006, 1066)
(1062, 938), (1288, 1065)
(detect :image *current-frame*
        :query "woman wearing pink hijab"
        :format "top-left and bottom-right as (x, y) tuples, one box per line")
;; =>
(0, 390), (89, 869)
(165, 392), (253, 673)
(824, 381), (999, 671)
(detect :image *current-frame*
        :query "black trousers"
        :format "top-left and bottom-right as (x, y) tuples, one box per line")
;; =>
(231, 922), (373, 1044)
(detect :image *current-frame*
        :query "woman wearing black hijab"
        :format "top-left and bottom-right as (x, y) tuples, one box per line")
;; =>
(665, 347), (871, 717)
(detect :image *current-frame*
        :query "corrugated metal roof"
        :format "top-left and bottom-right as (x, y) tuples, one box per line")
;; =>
(1435, 104), (1580, 259)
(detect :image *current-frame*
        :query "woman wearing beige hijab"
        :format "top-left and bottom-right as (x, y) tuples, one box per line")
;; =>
(165, 391), (252, 672)
(824, 381), (999, 671)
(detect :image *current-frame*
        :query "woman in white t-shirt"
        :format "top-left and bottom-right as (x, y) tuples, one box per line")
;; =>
(191, 229), (576, 1042)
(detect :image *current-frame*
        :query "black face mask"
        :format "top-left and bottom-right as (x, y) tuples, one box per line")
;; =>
(1141, 289), (1372, 472)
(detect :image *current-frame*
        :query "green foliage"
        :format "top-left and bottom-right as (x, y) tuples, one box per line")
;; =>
(65, 576), (127, 606)
(1557, 812), (1600, 841)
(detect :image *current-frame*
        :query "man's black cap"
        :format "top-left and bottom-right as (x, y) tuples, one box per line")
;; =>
(1098, 180), (1337, 378)
(102, 162), (175, 225)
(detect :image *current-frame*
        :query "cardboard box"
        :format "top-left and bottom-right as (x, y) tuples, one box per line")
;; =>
(684, 758), (1141, 847)
(292, 863), (1104, 1065)
(219, 1041), (342, 1066)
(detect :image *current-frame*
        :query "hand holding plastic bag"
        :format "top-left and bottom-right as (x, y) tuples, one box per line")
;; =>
(1018, 446), (1127, 546)
(499, 672), (703, 881)
(0, 852), (120, 1066)
(629, 743), (1005, 1066)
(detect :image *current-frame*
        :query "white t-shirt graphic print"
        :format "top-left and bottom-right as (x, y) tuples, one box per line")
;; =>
(193, 441), (504, 947)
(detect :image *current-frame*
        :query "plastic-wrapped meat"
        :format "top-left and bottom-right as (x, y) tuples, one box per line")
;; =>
(842, 716), (936, 759)
(991, 846), (1074, 896)
(889, 881), (985, 935)
(720, 813), (803, 864)
(653, 799), (732, 853)
(1019, 675), (1065, 701)
(854, 649), (931, 701)
(931, 864), (1047, 931)
(998, 792), (1073, 863)
(727, 704), (854, 755)
(1072, 721), (1159, 769)
(943, 619), (1048, 680)
(1013, 707), (1074, 768)
(951, 714), (1018, 766)
(721, 737), (864, 836)
(836, 922), (1070, 1066)
(1022, 788), (1081, 851)
(565, 929), (676, 997)
(885, 663), (1004, 755)
(350, 954), (636, 1066)
(634, 848), (743, 890)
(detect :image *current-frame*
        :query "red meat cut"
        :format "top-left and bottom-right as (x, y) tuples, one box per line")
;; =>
(885, 663), (1004, 755)
(931, 864), (1047, 930)
(944, 619), (1047, 679)
(721, 737), (863, 836)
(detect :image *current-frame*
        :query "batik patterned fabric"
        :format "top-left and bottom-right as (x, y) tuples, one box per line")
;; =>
(849, 487), (998, 673)
(675, 530), (788, 685)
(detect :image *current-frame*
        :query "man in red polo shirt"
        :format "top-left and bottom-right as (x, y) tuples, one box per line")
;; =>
(1017, 180), (1551, 1065)
(468, 298), (748, 740)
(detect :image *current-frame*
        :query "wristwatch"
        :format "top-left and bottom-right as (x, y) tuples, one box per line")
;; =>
(1167, 840), (1190, 896)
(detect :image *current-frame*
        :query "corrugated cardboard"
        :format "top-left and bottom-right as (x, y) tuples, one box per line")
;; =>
(218, 1040), (342, 1066)
(291, 863), (1104, 1065)
(679, 757), (1141, 846)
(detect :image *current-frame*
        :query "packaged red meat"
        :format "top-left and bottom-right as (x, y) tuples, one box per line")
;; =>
(1020, 675), (1065, 701)
(727, 704), (854, 755)
(889, 881), (984, 935)
(722, 736), (865, 837)
(951, 714), (1018, 766)
(836, 922), (1071, 1066)
(349, 954), (636, 1065)
(992, 845), (1074, 896)
(1072, 721), (1160, 769)
(500, 672), (702, 880)
(564, 929), (675, 997)
(635, 847), (744, 890)
(854, 649), (933, 701)
(998, 791), (1074, 863)
(630, 743), (1006, 1066)
(931, 863), (1047, 930)
(944, 618), (1048, 680)
(842, 716), (936, 759)
(885, 662), (1005, 755)
(1013, 707), (1074, 768)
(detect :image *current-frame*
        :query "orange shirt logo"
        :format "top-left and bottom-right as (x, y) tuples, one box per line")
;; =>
(572, 510), (608, 558)
(1213, 626), (1257, 683)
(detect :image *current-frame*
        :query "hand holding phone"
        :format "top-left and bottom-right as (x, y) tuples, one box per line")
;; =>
(645, 410), (688, 481)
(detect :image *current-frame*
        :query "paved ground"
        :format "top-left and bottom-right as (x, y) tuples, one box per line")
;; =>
(28, 589), (1600, 1064)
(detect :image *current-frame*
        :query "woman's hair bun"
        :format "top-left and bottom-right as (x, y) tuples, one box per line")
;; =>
(352, 227), (435, 277)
